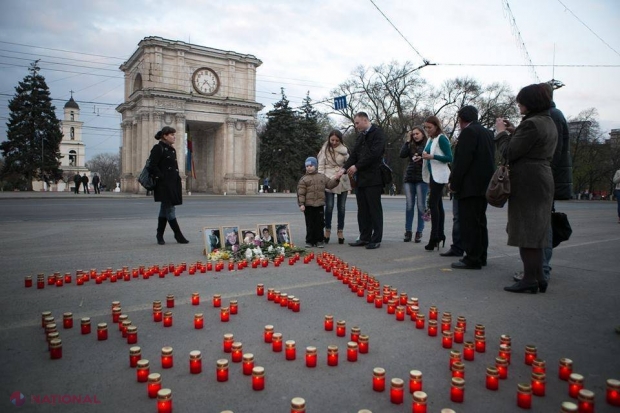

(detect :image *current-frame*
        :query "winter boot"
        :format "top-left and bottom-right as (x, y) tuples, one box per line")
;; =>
(156, 217), (167, 245)
(414, 231), (422, 243)
(403, 231), (412, 242)
(168, 218), (189, 244)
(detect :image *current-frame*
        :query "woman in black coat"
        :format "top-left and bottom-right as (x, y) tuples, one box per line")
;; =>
(147, 126), (189, 245)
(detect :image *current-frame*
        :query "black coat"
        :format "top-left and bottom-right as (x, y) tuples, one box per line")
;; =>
(449, 121), (495, 199)
(343, 124), (385, 187)
(148, 141), (183, 206)
(399, 140), (425, 183)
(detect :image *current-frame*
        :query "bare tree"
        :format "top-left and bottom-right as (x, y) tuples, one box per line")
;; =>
(85, 153), (120, 191)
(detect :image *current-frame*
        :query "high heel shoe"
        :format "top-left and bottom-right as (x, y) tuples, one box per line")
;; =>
(504, 281), (538, 294)
(439, 235), (446, 248)
(538, 280), (548, 293)
(337, 230), (344, 245)
(324, 229), (331, 244)
(424, 237), (439, 251)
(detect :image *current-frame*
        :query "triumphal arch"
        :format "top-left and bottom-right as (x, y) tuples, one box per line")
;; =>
(117, 36), (263, 194)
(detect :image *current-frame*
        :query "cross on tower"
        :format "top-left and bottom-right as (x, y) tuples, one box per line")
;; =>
(70, 90), (74, 98)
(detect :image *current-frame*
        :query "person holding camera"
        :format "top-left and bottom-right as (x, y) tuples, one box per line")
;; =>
(400, 126), (428, 243)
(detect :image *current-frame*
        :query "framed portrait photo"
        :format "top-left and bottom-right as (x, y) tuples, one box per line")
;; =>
(274, 223), (292, 245)
(203, 227), (221, 254)
(241, 229), (258, 245)
(257, 224), (275, 244)
(221, 226), (240, 249)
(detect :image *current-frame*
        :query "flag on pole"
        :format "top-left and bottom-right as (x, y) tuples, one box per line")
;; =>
(186, 131), (196, 179)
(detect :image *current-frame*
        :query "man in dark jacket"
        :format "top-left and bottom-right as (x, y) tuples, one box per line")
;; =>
(448, 106), (495, 269)
(73, 173), (81, 194)
(92, 173), (100, 194)
(342, 112), (386, 249)
(81, 173), (90, 194)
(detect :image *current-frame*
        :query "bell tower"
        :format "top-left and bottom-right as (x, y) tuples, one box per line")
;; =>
(59, 92), (86, 170)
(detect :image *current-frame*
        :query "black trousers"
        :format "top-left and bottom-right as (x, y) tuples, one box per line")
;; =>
(459, 196), (488, 266)
(304, 206), (324, 245)
(428, 178), (445, 239)
(356, 184), (383, 243)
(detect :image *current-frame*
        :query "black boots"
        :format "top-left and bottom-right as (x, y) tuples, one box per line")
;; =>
(156, 217), (167, 245)
(168, 219), (189, 244)
(414, 231), (422, 243)
(404, 231), (412, 242)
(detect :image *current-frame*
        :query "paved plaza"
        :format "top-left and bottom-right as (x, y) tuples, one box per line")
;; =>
(0, 193), (618, 412)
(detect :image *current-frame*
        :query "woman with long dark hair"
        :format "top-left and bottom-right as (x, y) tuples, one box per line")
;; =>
(422, 116), (452, 250)
(148, 126), (189, 245)
(400, 126), (429, 243)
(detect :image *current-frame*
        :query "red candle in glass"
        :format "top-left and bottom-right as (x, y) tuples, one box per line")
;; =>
(285, 340), (296, 360)
(243, 353), (254, 375)
(387, 300), (396, 314)
(267, 288), (275, 301)
(475, 334), (486, 353)
(456, 315), (466, 332)
(516, 383), (532, 409)
(112, 306), (121, 323)
(207, 261), (213, 271)
(37, 276), (45, 289)
(194, 313), (204, 329)
(532, 358), (546, 374)
(223, 333), (234, 353)
(129, 346), (141, 367)
(463, 341), (475, 361)
(374, 295), (383, 308)
(531, 372), (545, 396)
(228, 261), (235, 271)
(441, 317), (451, 332)
(524, 345), (537, 365)
(49, 338), (62, 359)
(327, 345), (338, 366)
(273, 291), (281, 304)
(568, 373), (584, 398)
(272, 333), (283, 352)
(428, 306), (438, 320)
(220, 307), (230, 322)
(409, 370), (423, 393)
(450, 377), (465, 403)
(607, 378), (620, 406)
(499, 343), (512, 364)
(454, 326), (464, 343)
(81, 317), (91, 334)
(136, 359), (150, 382)
(412, 391), (428, 413)
(427, 320), (437, 337)
(415, 314), (425, 329)
(231, 342), (243, 362)
(121, 320), (132, 338)
(496, 357), (509, 379)
(96, 322), (108, 340)
(279, 294), (288, 308)
(62, 312), (73, 329)
(350, 326), (360, 342)
(213, 294), (222, 307)
(216, 359), (229, 382)
(449, 350), (461, 370)
(390, 378), (404, 404)
(475, 323), (485, 336)
(336, 320), (346, 337)
(256, 284), (264, 296)
(373, 367), (386, 392)
(24, 275), (32, 288)
(191, 292), (200, 305)
(395, 306), (405, 321)
(264, 325), (274, 343)
(156, 388), (172, 413)
(153, 309), (163, 322)
(126, 326), (138, 344)
(358, 335), (369, 354)
(76, 276), (83, 286)
(163, 311), (173, 327)
(347, 341), (358, 362)
(147, 373), (161, 398)
(577, 389), (595, 413)
(252, 366), (265, 390)
(95, 276), (102, 284)
(486, 367), (500, 390)
(189, 350), (202, 374)
(366, 290), (375, 304)
(291, 397), (305, 413)
(452, 361), (465, 379)
(55, 277), (63, 287)
(41, 312), (52, 328)
(261, 259), (268, 268)
(166, 294), (174, 308)
(324, 315), (334, 331)
(559, 358), (573, 380)
(161, 347), (173, 369)
(442, 331), (453, 349)
(291, 298), (300, 312)
(305, 346), (317, 368)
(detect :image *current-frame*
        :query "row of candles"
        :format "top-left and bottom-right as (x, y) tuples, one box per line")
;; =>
(257, 284), (301, 312)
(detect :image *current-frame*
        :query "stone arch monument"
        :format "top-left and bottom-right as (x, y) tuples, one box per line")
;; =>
(116, 36), (263, 194)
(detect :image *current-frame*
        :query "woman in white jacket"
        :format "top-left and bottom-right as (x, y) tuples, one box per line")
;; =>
(318, 130), (351, 244)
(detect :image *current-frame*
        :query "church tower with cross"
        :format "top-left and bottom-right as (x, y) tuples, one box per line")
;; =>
(59, 91), (87, 171)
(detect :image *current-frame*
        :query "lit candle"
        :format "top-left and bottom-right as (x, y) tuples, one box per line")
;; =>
(347, 341), (358, 362)
(273, 291), (281, 304)
(285, 340), (296, 361)
(577, 389), (595, 413)
(350, 326), (361, 342)
(324, 315), (334, 331)
(213, 294), (222, 307)
(374, 295), (383, 308)
(161, 347), (173, 369)
(356, 286), (365, 297)
(532, 358), (546, 374)
(336, 320), (346, 337)
(428, 306), (438, 320)
(129, 346), (141, 367)
(279, 293), (288, 308)
(163, 311), (173, 327)
(427, 320), (438, 337)
(81, 317), (91, 335)
(395, 306), (405, 321)
(412, 391), (428, 413)
(228, 260), (234, 271)
(223, 333), (234, 353)
(49, 338), (62, 359)
(288, 257), (295, 265)
(291, 298), (300, 312)
(194, 313), (204, 329)
(62, 312), (73, 329)
(243, 353), (254, 375)
(441, 316), (451, 332)
(449, 350), (461, 370)
(147, 373), (161, 399)
(450, 377), (465, 403)
(267, 288), (275, 301)
(55, 277), (63, 287)
(24, 275), (33, 288)
(153, 309), (163, 323)
(399, 292), (408, 305)
(220, 306), (230, 322)
(327, 345), (338, 366)
(531, 372), (545, 396)
(559, 358), (573, 380)
(475, 334), (486, 353)
(216, 359), (229, 382)
(607, 378), (620, 406)
(486, 367), (499, 390)
(166, 294), (174, 308)
(463, 341), (475, 361)
(568, 373), (584, 398)
(97, 322), (108, 341)
(390, 378), (404, 404)
(272, 333), (283, 352)
(191, 292), (200, 305)
(452, 362), (465, 379)
(112, 306), (121, 323)
(387, 300), (397, 314)
(252, 366), (265, 391)
(121, 320), (132, 338)
(126, 326), (138, 344)
(156, 388), (172, 413)
(232, 342), (243, 362)
(37, 275), (45, 289)
(190, 350), (202, 374)
(304, 346), (318, 368)
(453, 326), (464, 344)
(456, 315), (466, 332)
(207, 261), (213, 271)
(516, 383), (532, 409)
(261, 258), (268, 268)
(291, 397), (305, 413)
(475, 323), (485, 336)
(264, 325), (274, 343)
(442, 331), (453, 349)
(415, 314), (425, 329)
(499, 343), (512, 364)
(136, 359), (150, 382)
(256, 283), (264, 296)
(373, 367), (386, 392)
(496, 357), (509, 379)
(287, 296), (295, 310)
(409, 370), (423, 393)
(77, 276), (83, 285)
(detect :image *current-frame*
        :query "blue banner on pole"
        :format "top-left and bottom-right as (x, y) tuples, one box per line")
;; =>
(334, 96), (347, 110)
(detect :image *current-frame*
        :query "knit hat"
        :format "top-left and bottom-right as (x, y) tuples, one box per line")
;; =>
(305, 157), (318, 168)
(457, 105), (478, 123)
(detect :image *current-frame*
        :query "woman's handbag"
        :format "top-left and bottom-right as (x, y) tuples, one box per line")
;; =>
(486, 163), (510, 208)
(380, 160), (393, 186)
(551, 210), (572, 248)
(138, 157), (156, 191)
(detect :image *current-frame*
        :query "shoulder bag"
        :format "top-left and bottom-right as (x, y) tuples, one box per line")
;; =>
(486, 162), (510, 208)
(138, 158), (156, 191)
(551, 209), (572, 248)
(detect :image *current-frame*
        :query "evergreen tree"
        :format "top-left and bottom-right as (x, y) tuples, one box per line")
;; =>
(297, 92), (324, 162)
(1, 61), (63, 190)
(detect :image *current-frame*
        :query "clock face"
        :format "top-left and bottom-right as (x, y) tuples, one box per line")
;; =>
(192, 67), (220, 95)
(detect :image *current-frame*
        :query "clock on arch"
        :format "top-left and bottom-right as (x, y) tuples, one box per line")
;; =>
(192, 67), (220, 96)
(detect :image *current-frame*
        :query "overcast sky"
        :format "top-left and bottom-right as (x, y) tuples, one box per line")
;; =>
(0, 0), (618, 161)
